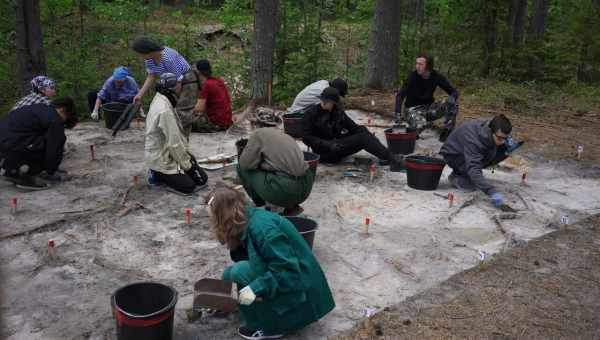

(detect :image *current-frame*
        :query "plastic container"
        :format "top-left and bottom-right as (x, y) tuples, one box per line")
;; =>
(286, 216), (318, 249)
(111, 282), (178, 340)
(304, 151), (319, 172)
(282, 112), (305, 138)
(103, 102), (128, 129)
(405, 155), (446, 191)
(385, 127), (417, 155)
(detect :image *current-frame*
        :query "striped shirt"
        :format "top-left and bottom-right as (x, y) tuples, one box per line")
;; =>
(144, 47), (191, 81)
(12, 92), (51, 111)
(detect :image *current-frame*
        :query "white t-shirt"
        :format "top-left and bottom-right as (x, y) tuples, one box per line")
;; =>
(289, 80), (329, 112)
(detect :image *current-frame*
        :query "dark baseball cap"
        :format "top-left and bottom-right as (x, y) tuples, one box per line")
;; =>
(318, 87), (340, 103)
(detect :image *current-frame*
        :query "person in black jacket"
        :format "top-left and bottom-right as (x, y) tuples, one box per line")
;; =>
(395, 53), (459, 140)
(300, 87), (390, 165)
(0, 97), (78, 190)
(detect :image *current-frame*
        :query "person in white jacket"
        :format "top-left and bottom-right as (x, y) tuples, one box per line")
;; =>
(145, 73), (207, 195)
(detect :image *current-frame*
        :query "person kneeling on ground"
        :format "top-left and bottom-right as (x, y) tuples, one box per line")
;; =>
(145, 73), (208, 195)
(207, 186), (335, 340)
(300, 87), (390, 165)
(0, 97), (78, 190)
(440, 114), (524, 208)
(289, 77), (348, 113)
(192, 59), (233, 132)
(89, 66), (140, 120)
(395, 53), (459, 141)
(238, 128), (315, 216)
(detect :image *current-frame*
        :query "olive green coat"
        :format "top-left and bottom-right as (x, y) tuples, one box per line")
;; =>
(222, 207), (335, 334)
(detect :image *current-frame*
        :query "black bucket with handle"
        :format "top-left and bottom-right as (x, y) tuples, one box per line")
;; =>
(103, 102), (128, 129)
(286, 216), (318, 249)
(405, 155), (446, 191)
(111, 282), (178, 340)
(385, 127), (417, 155)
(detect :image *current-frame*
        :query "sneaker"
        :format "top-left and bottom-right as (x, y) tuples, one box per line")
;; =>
(14, 175), (50, 190)
(147, 169), (161, 186)
(238, 327), (283, 340)
(448, 172), (475, 192)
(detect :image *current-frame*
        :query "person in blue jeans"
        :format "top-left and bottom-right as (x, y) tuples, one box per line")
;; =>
(440, 114), (524, 208)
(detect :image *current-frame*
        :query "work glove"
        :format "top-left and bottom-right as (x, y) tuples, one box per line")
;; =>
(238, 286), (256, 305)
(490, 192), (504, 207)
(91, 108), (99, 120)
(186, 162), (208, 186)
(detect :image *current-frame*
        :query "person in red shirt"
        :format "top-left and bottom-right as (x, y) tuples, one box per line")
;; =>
(192, 59), (233, 132)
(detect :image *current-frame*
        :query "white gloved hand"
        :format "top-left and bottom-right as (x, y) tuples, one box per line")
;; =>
(238, 286), (256, 305)
(91, 108), (99, 120)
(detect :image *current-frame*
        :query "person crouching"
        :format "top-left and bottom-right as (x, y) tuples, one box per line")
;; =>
(145, 73), (208, 195)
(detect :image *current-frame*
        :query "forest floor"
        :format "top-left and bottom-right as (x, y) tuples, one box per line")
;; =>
(1, 96), (600, 339)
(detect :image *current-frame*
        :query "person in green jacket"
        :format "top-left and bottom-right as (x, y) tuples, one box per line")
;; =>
(207, 186), (335, 340)
(237, 127), (316, 216)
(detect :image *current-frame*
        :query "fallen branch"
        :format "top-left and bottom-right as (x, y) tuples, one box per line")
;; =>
(448, 196), (476, 223)
(117, 202), (145, 217)
(120, 185), (135, 206)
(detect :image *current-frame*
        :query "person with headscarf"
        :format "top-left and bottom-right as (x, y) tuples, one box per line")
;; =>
(88, 66), (139, 120)
(144, 73), (208, 195)
(1, 97), (78, 190)
(132, 37), (199, 137)
(12, 76), (57, 111)
(192, 59), (233, 132)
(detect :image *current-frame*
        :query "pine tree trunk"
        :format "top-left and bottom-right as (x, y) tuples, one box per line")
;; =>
(529, 0), (549, 41)
(481, 1), (498, 78)
(512, 0), (527, 45)
(15, 0), (46, 96)
(364, 0), (402, 90)
(251, 0), (279, 104)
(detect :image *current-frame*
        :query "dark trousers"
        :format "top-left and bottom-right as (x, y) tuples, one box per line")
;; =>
(154, 171), (196, 194)
(313, 127), (390, 164)
(1, 150), (45, 178)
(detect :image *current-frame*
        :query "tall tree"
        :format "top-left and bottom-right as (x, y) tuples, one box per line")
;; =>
(364, 0), (402, 90)
(507, 0), (527, 45)
(406, 0), (424, 24)
(15, 0), (46, 96)
(529, 0), (549, 41)
(481, 0), (499, 77)
(250, 0), (279, 104)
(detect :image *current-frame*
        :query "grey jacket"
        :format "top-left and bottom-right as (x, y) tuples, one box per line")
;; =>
(440, 119), (498, 195)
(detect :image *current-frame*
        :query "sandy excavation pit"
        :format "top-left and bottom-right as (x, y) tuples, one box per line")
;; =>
(1, 110), (600, 340)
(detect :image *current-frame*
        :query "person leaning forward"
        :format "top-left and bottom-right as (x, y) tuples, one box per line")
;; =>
(237, 127), (315, 216)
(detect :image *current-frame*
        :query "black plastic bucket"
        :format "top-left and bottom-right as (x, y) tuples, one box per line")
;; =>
(283, 112), (305, 138)
(405, 155), (446, 191)
(385, 127), (417, 155)
(111, 282), (178, 340)
(304, 151), (319, 172)
(103, 102), (128, 129)
(286, 216), (318, 249)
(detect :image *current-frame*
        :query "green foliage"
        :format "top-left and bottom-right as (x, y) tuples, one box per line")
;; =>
(1, 0), (598, 116)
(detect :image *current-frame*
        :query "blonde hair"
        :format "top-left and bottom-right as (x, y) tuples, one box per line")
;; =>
(207, 186), (247, 250)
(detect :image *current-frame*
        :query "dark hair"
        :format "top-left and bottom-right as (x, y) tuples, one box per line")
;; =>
(417, 53), (434, 71)
(51, 97), (78, 129)
(329, 78), (348, 97)
(132, 37), (164, 54)
(489, 114), (512, 135)
(196, 59), (212, 77)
